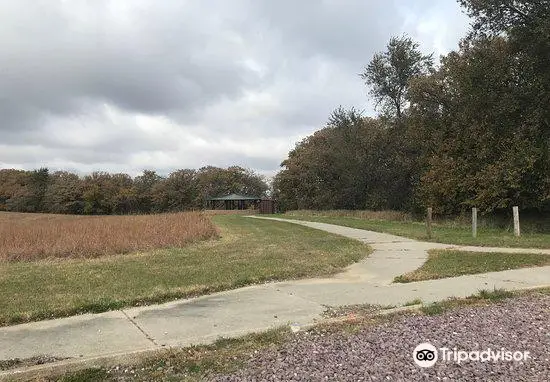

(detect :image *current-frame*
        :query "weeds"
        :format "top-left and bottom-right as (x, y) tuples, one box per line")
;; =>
(393, 275), (410, 283)
(56, 368), (109, 382)
(404, 298), (422, 306)
(420, 288), (515, 316)
(475, 288), (515, 301)
(54, 328), (290, 382)
(420, 303), (446, 316)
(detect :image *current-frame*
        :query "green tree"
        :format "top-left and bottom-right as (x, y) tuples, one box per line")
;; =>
(27, 168), (49, 212)
(152, 169), (198, 212)
(133, 170), (162, 214)
(360, 35), (433, 120)
(196, 166), (268, 207)
(0, 166), (268, 215)
(82, 172), (116, 214)
(110, 173), (136, 214)
(460, 0), (550, 156)
(458, 0), (550, 38)
(409, 36), (550, 213)
(274, 108), (412, 211)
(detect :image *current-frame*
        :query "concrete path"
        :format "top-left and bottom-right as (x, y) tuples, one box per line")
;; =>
(2, 217), (550, 375)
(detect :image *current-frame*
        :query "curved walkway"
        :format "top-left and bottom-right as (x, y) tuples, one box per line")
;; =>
(2, 217), (550, 377)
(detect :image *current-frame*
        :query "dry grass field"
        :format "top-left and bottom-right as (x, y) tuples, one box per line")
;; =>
(0, 211), (218, 261)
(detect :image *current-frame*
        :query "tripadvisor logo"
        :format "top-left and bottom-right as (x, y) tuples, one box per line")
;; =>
(413, 343), (438, 368)
(413, 343), (530, 368)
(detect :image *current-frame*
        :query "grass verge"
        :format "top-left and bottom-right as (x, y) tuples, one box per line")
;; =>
(393, 249), (550, 283)
(275, 214), (550, 248)
(419, 288), (518, 316)
(0, 215), (370, 326)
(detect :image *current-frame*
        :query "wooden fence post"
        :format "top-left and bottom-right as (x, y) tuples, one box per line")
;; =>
(513, 206), (520, 237)
(472, 207), (477, 238)
(426, 207), (433, 239)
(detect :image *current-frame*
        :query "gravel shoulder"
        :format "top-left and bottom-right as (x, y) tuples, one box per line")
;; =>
(52, 291), (550, 381)
(211, 294), (550, 381)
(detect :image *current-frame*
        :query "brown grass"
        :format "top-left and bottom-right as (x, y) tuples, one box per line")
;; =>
(0, 211), (218, 262)
(285, 209), (411, 221)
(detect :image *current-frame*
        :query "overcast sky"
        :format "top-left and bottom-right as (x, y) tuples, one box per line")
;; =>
(0, 0), (470, 178)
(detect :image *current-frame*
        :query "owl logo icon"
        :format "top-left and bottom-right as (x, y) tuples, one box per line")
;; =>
(413, 343), (438, 367)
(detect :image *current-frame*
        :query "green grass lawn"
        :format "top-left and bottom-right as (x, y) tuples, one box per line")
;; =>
(275, 215), (550, 248)
(0, 216), (370, 326)
(394, 249), (550, 282)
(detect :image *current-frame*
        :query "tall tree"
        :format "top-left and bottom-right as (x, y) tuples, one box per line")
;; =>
(133, 170), (162, 214)
(27, 168), (49, 212)
(360, 35), (433, 120)
(0, 169), (28, 211)
(151, 169), (199, 212)
(43, 171), (84, 214)
(110, 173), (136, 214)
(274, 108), (413, 211)
(458, 0), (550, 37)
(409, 36), (550, 213)
(81, 172), (118, 215)
(459, 0), (550, 139)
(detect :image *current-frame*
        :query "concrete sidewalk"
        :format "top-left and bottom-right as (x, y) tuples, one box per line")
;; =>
(2, 217), (550, 376)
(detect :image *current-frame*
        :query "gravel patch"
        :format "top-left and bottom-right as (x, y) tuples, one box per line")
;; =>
(211, 295), (550, 381)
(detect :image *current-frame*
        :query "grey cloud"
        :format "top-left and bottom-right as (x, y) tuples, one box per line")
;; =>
(248, 0), (407, 66)
(0, 0), (469, 174)
(0, 0), (259, 132)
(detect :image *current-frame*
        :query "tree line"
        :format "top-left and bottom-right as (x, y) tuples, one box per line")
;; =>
(274, 0), (550, 216)
(0, 166), (268, 215)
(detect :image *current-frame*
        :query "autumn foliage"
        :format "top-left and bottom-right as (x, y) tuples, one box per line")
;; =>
(0, 166), (267, 215)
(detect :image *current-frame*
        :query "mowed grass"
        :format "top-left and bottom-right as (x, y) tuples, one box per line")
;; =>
(277, 214), (550, 248)
(394, 249), (550, 282)
(0, 211), (217, 261)
(0, 215), (369, 326)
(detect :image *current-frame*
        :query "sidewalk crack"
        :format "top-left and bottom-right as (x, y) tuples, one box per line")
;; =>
(121, 310), (158, 346)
